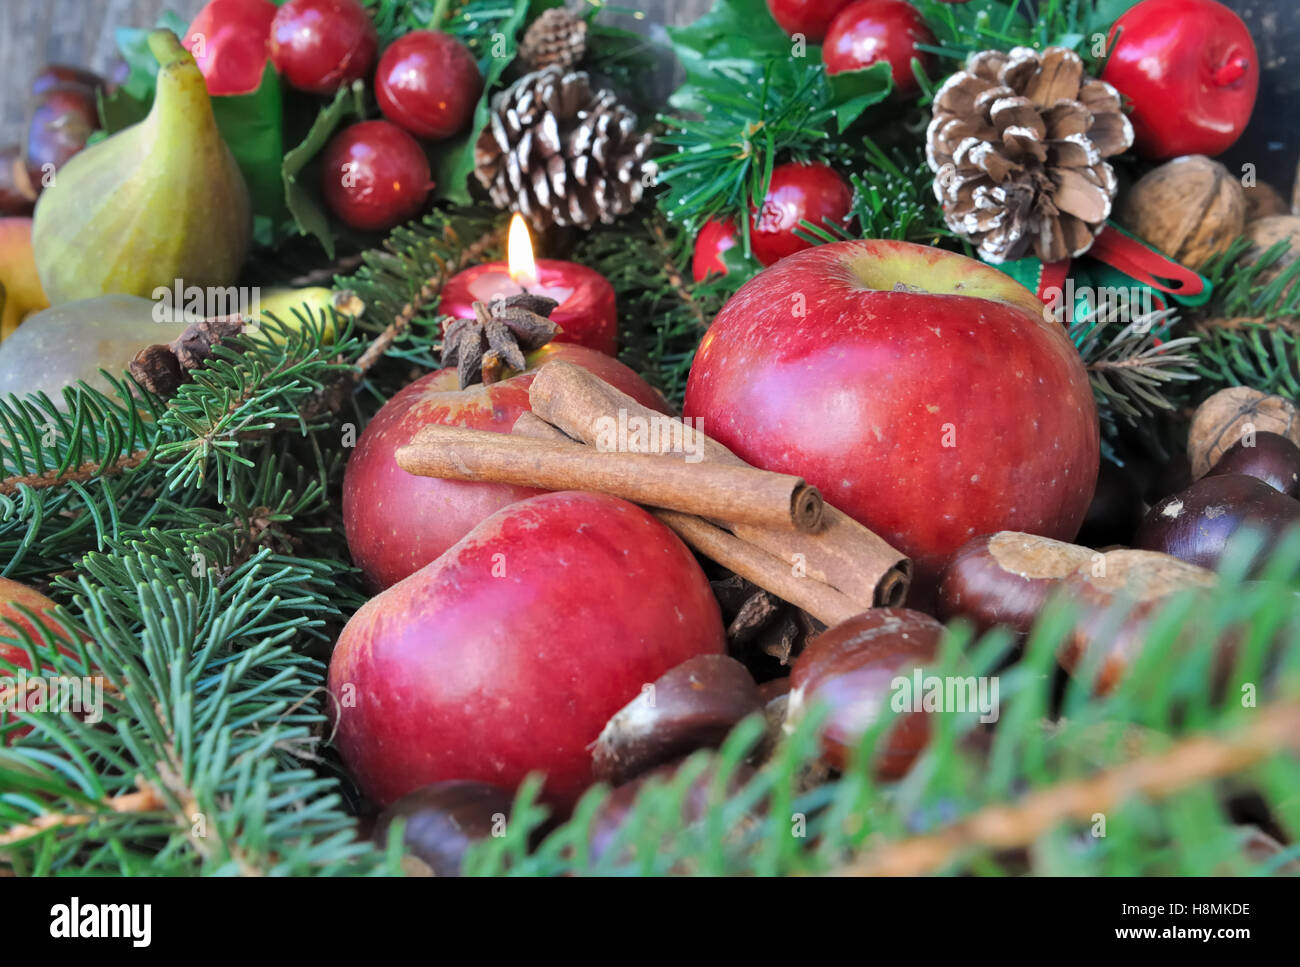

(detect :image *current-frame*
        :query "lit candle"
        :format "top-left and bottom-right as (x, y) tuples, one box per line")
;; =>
(439, 215), (618, 356)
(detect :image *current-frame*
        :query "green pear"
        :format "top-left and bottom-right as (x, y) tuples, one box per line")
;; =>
(32, 30), (252, 306)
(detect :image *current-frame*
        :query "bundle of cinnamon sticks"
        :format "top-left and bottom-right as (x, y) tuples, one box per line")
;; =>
(395, 361), (911, 625)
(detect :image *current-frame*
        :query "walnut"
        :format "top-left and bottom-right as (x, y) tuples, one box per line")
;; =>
(1241, 214), (1300, 286)
(1244, 182), (1288, 222)
(1120, 156), (1245, 270)
(1188, 386), (1300, 479)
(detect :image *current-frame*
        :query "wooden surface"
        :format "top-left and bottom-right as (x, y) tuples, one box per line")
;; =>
(1, 0), (1295, 190)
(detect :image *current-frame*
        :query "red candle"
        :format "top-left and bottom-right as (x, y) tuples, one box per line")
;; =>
(439, 216), (618, 356)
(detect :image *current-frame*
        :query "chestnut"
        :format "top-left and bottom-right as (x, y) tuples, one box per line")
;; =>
(0, 145), (35, 217)
(591, 654), (762, 786)
(1204, 431), (1300, 498)
(1057, 549), (1219, 694)
(24, 87), (101, 188)
(1187, 387), (1300, 479)
(587, 758), (756, 865)
(785, 608), (943, 780)
(373, 780), (515, 876)
(937, 532), (1095, 637)
(1135, 473), (1300, 573)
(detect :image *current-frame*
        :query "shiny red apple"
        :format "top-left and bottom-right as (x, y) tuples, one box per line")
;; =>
(822, 0), (935, 97)
(765, 0), (854, 42)
(0, 577), (76, 742)
(691, 218), (739, 282)
(343, 343), (668, 591)
(328, 490), (726, 808)
(1102, 0), (1258, 159)
(749, 161), (853, 266)
(684, 240), (1099, 589)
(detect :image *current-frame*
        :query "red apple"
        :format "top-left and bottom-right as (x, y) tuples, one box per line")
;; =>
(765, 0), (854, 42)
(691, 218), (739, 282)
(749, 161), (853, 267)
(683, 240), (1099, 589)
(822, 0), (935, 97)
(1102, 0), (1258, 160)
(343, 343), (668, 591)
(328, 490), (726, 807)
(0, 577), (75, 742)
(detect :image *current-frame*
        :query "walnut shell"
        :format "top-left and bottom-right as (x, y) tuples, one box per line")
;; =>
(1120, 156), (1245, 270)
(1241, 214), (1300, 285)
(1188, 386), (1300, 478)
(1244, 182), (1288, 221)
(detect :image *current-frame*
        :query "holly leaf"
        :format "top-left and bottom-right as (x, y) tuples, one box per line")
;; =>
(281, 81), (367, 259)
(826, 61), (893, 133)
(213, 64), (287, 248)
(666, 0), (796, 114)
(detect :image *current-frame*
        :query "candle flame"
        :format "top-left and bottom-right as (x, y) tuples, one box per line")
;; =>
(507, 214), (538, 289)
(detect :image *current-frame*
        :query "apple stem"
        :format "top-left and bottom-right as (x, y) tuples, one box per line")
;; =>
(1212, 58), (1250, 87)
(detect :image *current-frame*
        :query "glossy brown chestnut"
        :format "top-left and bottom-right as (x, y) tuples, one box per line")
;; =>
(786, 608), (942, 779)
(1204, 431), (1300, 498)
(24, 87), (101, 188)
(1135, 473), (1300, 572)
(1057, 549), (1218, 694)
(591, 654), (762, 786)
(587, 758), (756, 865)
(0, 146), (35, 216)
(938, 532), (1095, 636)
(373, 780), (515, 876)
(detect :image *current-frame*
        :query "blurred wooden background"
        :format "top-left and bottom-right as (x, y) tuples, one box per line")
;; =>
(2, 0), (1297, 189)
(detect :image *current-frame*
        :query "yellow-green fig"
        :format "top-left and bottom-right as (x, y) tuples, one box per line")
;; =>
(32, 30), (251, 305)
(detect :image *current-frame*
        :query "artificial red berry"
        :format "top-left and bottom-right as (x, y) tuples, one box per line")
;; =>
(321, 121), (433, 232)
(375, 31), (484, 141)
(184, 0), (277, 96)
(270, 0), (378, 96)
(748, 162), (853, 266)
(823, 0), (936, 98)
(765, 0), (854, 42)
(692, 218), (740, 282)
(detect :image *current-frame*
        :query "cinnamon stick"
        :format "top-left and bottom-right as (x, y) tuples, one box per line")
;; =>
(397, 424), (826, 532)
(528, 361), (911, 608)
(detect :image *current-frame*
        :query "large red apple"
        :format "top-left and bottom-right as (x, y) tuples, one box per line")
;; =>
(684, 240), (1099, 589)
(343, 343), (668, 591)
(328, 490), (726, 808)
(0, 577), (76, 742)
(1102, 0), (1258, 159)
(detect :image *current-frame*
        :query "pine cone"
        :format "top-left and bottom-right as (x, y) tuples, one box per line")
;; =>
(518, 7), (587, 70)
(926, 47), (1134, 264)
(474, 66), (651, 231)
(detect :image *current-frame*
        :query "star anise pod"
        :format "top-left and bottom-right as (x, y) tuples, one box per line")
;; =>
(441, 293), (560, 389)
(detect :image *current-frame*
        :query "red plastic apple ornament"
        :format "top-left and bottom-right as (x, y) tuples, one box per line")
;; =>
(184, 0), (277, 96)
(822, 0), (935, 97)
(692, 218), (739, 282)
(1102, 0), (1258, 160)
(749, 161), (853, 266)
(343, 344), (668, 591)
(320, 120), (432, 232)
(269, 0), (378, 95)
(375, 31), (484, 141)
(684, 240), (1099, 588)
(765, 0), (854, 42)
(329, 490), (726, 807)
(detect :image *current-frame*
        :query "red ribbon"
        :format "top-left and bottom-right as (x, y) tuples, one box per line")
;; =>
(1035, 226), (1209, 308)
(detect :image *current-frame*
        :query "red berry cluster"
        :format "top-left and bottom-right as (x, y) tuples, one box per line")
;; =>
(184, 0), (486, 232)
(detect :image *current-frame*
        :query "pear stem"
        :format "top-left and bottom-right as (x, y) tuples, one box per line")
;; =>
(147, 29), (192, 71)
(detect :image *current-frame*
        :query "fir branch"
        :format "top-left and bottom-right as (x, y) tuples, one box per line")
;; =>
(839, 700), (1300, 877)
(1071, 309), (1200, 423)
